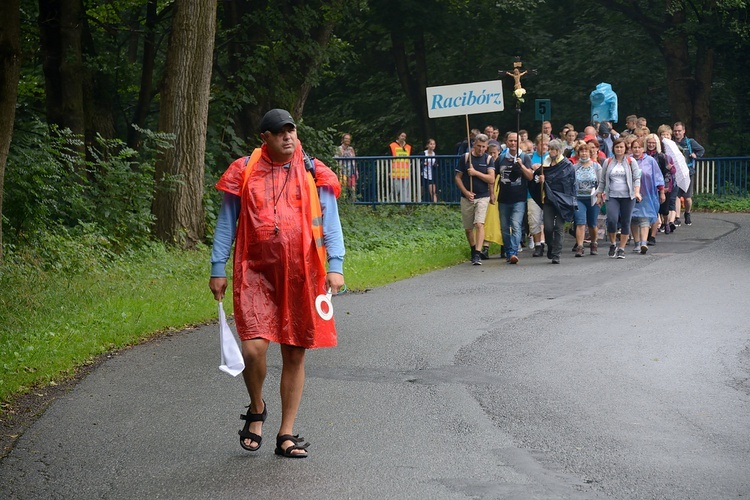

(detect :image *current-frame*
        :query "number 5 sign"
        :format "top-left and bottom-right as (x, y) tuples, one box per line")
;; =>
(535, 99), (551, 121)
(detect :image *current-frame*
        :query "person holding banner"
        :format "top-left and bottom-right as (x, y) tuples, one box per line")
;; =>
(209, 109), (345, 458)
(389, 132), (412, 203)
(455, 133), (495, 265)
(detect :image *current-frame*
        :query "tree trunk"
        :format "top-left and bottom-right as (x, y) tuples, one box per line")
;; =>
(220, 0), (253, 142)
(38, 0), (86, 139)
(127, 0), (160, 149)
(0, 0), (22, 262)
(152, 0), (217, 248)
(81, 14), (116, 143)
(692, 43), (714, 145)
(391, 29), (433, 143)
(412, 32), (433, 142)
(39, 0), (64, 128)
(663, 32), (694, 130)
(291, 0), (344, 119)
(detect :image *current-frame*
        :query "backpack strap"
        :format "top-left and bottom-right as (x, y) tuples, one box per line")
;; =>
(241, 148), (263, 192)
(303, 150), (316, 180)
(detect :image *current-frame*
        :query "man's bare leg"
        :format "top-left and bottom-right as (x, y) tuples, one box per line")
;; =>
(576, 224), (586, 248)
(474, 223), (485, 251)
(240, 338), (269, 449)
(464, 229), (475, 249)
(278, 344), (307, 456)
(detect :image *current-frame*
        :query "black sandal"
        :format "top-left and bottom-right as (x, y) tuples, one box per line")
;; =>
(274, 434), (310, 458)
(238, 400), (266, 451)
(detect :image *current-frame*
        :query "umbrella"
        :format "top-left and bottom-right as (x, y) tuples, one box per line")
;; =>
(662, 138), (691, 192)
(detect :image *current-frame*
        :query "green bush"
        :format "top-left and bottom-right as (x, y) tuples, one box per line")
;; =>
(693, 193), (750, 213)
(3, 124), (172, 249)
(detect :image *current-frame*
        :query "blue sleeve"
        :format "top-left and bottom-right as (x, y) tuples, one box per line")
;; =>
(210, 192), (241, 278)
(319, 186), (345, 275)
(522, 153), (533, 169)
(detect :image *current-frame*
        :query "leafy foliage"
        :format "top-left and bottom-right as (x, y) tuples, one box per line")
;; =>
(4, 122), (172, 249)
(340, 204), (463, 252)
(693, 194), (750, 212)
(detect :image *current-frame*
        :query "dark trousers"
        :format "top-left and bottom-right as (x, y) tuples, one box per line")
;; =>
(543, 203), (565, 259)
(605, 197), (636, 235)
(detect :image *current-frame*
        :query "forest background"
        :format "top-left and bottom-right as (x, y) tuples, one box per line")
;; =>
(1, 0), (749, 255)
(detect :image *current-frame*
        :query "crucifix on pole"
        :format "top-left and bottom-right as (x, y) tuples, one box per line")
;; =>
(499, 56), (536, 138)
(500, 57), (545, 206)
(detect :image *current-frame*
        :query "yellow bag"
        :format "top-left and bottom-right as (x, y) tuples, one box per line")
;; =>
(484, 176), (503, 245)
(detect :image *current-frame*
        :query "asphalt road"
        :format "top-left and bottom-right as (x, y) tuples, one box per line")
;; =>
(2, 212), (749, 499)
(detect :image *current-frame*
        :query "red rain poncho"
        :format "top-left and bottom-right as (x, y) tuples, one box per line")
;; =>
(215, 144), (341, 348)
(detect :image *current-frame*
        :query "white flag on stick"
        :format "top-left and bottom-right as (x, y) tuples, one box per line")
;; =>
(662, 138), (691, 192)
(218, 302), (245, 377)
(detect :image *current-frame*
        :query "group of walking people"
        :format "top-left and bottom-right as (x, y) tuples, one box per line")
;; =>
(207, 107), (704, 460)
(455, 118), (704, 265)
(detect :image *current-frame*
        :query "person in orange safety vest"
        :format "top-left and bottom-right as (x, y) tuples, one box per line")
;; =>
(389, 131), (412, 202)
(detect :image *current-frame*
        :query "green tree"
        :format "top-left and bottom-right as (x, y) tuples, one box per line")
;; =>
(209, 0), (351, 167)
(0, 0), (21, 262)
(595, 0), (750, 145)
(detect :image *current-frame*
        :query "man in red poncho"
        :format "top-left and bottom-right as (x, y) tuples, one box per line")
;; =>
(209, 109), (345, 458)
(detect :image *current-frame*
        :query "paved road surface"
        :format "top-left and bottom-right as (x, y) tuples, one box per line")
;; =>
(2, 212), (749, 499)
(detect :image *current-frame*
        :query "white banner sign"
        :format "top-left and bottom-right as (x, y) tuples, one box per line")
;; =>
(426, 80), (505, 118)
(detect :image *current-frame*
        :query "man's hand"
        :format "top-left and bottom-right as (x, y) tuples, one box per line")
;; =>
(209, 277), (228, 301)
(326, 272), (345, 295)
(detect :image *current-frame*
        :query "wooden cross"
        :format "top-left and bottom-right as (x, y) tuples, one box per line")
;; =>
(500, 56), (535, 90)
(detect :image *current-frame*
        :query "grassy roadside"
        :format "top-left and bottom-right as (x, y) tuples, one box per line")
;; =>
(0, 205), (469, 404)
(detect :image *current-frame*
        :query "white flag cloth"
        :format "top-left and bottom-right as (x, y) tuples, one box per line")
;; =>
(218, 301), (245, 377)
(662, 138), (691, 192)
